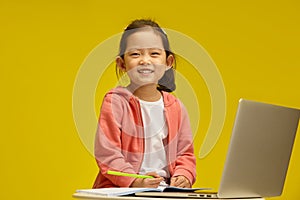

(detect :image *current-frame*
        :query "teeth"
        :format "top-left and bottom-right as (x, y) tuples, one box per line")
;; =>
(138, 69), (153, 74)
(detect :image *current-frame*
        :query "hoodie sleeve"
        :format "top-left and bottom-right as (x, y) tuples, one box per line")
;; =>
(171, 100), (197, 186)
(94, 92), (137, 187)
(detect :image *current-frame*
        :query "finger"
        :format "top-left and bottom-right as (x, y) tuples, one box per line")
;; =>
(170, 177), (179, 186)
(146, 177), (164, 184)
(178, 178), (190, 188)
(144, 178), (163, 187)
(174, 177), (185, 186)
(171, 176), (189, 188)
(146, 172), (161, 178)
(177, 179), (188, 188)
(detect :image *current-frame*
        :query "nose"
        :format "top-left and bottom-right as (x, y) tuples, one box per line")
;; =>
(139, 54), (151, 65)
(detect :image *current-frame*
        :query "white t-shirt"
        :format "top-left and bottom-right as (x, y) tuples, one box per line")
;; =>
(139, 97), (170, 178)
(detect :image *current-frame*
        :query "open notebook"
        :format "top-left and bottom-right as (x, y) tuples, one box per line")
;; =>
(75, 186), (208, 197)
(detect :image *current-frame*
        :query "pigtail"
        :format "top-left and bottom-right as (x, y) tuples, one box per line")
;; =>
(157, 68), (176, 92)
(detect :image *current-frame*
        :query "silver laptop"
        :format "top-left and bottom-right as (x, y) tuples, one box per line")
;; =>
(136, 99), (300, 199)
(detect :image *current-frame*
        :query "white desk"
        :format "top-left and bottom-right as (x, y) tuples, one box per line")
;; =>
(73, 192), (265, 200)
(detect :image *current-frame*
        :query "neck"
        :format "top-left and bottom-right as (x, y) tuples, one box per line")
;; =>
(127, 83), (161, 102)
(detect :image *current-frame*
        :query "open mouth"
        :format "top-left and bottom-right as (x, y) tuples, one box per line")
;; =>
(137, 68), (154, 74)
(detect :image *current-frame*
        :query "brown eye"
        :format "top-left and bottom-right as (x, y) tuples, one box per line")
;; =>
(151, 51), (161, 56)
(130, 52), (140, 57)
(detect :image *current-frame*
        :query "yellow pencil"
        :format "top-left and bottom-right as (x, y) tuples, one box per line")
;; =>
(107, 170), (154, 179)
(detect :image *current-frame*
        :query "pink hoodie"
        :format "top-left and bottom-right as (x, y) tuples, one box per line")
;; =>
(93, 86), (196, 188)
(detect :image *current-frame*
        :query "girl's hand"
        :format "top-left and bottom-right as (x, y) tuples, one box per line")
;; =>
(170, 175), (191, 188)
(130, 172), (164, 188)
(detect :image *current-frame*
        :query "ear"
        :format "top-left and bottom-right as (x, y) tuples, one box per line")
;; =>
(116, 56), (126, 71)
(166, 54), (174, 70)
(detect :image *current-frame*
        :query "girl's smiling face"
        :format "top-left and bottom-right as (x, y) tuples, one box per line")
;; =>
(116, 29), (174, 87)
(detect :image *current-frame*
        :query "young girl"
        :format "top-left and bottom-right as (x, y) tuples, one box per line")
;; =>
(93, 19), (196, 189)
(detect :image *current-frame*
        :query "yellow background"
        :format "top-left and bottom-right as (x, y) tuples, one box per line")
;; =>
(1, 0), (299, 200)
